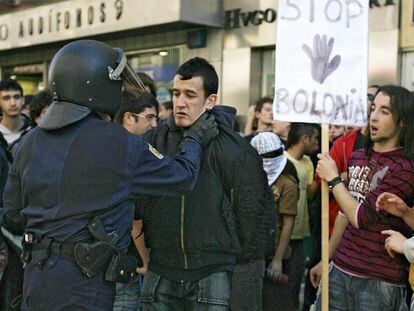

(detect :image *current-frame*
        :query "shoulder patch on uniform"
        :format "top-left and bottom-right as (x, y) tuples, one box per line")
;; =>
(148, 144), (164, 159)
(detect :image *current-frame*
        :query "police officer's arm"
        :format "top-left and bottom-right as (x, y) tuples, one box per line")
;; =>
(130, 113), (218, 196)
(3, 164), (26, 235)
(131, 112), (220, 196)
(129, 137), (202, 196)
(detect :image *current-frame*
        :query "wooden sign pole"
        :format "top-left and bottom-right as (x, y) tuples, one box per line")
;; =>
(321, 123), (330, 311)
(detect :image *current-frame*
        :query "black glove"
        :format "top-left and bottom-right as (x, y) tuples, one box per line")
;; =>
(182, 112), (219, 148)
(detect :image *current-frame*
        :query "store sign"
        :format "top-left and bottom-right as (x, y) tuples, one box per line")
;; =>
(17, 1), (123, 38)
(0, 0), (221, 51)
(224, 0), (394, 29)
(13, 63), (44, 74)
(273, 0), (369, 126)
(0, 0), (124, 46)
(225, 8), (277, 28)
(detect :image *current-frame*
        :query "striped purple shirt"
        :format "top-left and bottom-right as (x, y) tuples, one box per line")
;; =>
(333, 148), (414, 285)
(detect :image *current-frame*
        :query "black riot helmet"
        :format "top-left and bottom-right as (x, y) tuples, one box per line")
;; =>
(39, 40), (147, 130)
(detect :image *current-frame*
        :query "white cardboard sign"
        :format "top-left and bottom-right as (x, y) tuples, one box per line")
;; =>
(273, 0), (369, 126)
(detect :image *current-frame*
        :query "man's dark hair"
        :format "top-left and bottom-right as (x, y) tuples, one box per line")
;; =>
(368, 85), (381, 102)
(0, 79), (23, 96)
(137, 72), (157, 97)
(286, 122), (318, 149)
(176, 57), (218, 98)
(365, 85), (414, 159)
(255, 97), (273, 113)
(23, 94), (34, 110)
(114, 92), (159, 125)
(161, 101), (173, 110)
(29, 90), (52, 123)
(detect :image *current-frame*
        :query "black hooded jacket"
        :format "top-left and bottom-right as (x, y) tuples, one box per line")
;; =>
(143, 106), (274, 277)
(0, 134), (11, 210)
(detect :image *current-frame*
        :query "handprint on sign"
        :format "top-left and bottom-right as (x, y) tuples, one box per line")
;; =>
(302, 34), (341, 84)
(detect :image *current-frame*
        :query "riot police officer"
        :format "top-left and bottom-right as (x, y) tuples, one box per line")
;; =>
(2, 40), (218, 310)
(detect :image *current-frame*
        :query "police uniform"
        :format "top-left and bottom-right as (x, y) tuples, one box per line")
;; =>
(2, 40), (217, 310)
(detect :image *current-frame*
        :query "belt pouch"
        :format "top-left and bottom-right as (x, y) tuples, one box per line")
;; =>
(105, 253), (138, 283)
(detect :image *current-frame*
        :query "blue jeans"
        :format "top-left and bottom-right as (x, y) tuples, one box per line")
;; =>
(141, 270), (231, 310)
(113, 275), (141, 311)
(314, 265), (408, 311)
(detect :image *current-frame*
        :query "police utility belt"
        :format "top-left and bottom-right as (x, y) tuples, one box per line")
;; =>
(21, 217), (138, 284)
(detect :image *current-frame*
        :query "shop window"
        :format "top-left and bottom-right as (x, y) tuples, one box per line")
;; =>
(401, 52), (414, 91)
(128, 47), (182, 103)
(261, 48), (275, 98)
(2, 63), (45, 95)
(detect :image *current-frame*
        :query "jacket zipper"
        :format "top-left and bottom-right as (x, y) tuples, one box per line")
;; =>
(180, 195), (188, 269)
(230, 188), (234, 206)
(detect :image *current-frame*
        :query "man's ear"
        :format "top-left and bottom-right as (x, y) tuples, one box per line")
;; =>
(205, 94), (217, 111)
(302, 134), (310, 145)
(123, 112), (132, 127)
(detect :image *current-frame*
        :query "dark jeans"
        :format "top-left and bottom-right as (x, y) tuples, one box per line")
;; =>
(303, 256), (321, 311)
(411, 294), (414, 311)
(24, 258), (115, 310)
(286, 239), (305, 311)
(314, 265), (408, 311)
(304, 194), (321, 311)
(231, 259), (264, 311)
(141, 270), (231, 311)
(263, 259), (293, 311)
(0, 244), (24, 311)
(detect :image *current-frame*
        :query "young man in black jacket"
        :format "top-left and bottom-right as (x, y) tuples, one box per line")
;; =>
(142, 57), (274, 310)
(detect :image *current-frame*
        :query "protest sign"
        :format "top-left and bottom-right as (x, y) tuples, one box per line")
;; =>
(274, 0), (369, 127)
(273, 2), (369, 310)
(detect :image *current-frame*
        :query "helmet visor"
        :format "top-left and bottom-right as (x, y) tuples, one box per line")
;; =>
(108, 48), (149, 98)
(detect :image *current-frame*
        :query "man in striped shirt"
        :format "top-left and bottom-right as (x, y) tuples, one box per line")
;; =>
(315, 85), (414, 310)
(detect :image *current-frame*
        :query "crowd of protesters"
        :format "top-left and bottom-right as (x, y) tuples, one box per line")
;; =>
(0, 42), (414, 311)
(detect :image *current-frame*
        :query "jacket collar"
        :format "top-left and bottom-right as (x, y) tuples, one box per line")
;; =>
(166, 113), (181, 132)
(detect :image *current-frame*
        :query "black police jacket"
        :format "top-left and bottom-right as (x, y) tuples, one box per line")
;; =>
(143, 106), (274, 272)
